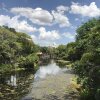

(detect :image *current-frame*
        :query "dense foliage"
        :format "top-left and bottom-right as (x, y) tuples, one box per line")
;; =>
(0, 26), (39, 73)
(0, 18), (100, 99)
(55, 18), (100, 100)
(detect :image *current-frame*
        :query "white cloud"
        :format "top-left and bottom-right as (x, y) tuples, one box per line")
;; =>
(9, 16), (37, 33)
(30, 31), (75, 46)
(0, 15), (10, 26)
(51, 5), (70, 28)
(63, 32), (74, 39)
(11, 6), (71, 27)
(31, 34), (37, 40)
(52, 10), (70, 27)
(70, 2), (100, 17)
(11, 7), (53, 25)
(30, 34), (59, 47)
(0, 15), (37, 33)
(30, 34), (38, 43)
(56, 5), (69, 14)
(39, 27), (60, 40)
(30, 27), (61, 46)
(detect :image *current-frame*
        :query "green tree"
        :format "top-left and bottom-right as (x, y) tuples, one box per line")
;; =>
(0, 26), (40, 73)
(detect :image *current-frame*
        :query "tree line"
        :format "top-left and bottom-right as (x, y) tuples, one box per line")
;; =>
(0, 26), (40, 73)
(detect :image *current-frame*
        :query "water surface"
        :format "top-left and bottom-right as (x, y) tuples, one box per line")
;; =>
(0, 60), (71, 100)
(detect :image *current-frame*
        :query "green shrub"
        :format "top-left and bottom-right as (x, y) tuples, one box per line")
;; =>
(80, 89), (90, 100)
(18, 54), (39, 71)
(80, 52), (94, 64)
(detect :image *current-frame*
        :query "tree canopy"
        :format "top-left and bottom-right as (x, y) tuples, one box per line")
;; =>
(55, 18), (100, 100)
(0, 26), (40, 73)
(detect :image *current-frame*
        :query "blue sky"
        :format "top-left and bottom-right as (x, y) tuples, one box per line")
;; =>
(0, 0), (100, 46)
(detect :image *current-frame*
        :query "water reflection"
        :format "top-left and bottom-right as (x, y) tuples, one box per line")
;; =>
(7, 75), (17, 86)
(0, 71), (34, 100)
(0, 59), (67, 100)
(22, 60), (68, 100)
(35, 60), (61, 80)
(39, 58), (51, 66)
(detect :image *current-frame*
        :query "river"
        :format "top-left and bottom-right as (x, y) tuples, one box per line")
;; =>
(0, 60), (75, 100)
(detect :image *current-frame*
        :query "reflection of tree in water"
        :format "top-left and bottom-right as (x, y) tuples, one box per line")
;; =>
(0, 71), (34, 100)
(39, 58), (51, 66)
(56, 61), (66, 68)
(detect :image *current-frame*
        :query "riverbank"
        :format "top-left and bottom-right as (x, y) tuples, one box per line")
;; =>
(56, 59), (73, 68)
(0, 61), (38, 75)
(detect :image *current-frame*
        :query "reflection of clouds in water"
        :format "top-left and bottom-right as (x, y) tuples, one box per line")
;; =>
(34, 62), (62, 80)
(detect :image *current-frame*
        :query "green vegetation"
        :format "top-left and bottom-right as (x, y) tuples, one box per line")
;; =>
(0, 26), (40, 73)
(0, 18), (100, 100)
(40, 46), (55, 58)
(56, 60), (72, 68)
(55, 18), (100, 100)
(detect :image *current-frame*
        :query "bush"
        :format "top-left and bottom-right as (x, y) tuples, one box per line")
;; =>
(80, 52), (94, 64)
(18, 54), (39, 71)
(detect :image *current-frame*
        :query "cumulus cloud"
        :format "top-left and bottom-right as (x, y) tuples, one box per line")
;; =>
(0, 15), (37, 33)
(10, 6), (71, 27)
(39, 27), (60, 40)
(30, 34), (38, 44)
(56, 5), (69, 14)
(52, 5), (70, 27)
(30, 27), (61, 46)
(70, 2), (100, 17)
(30, 34), (59, 47)
(52, 10), (70, 27)
(10, 7), (53, 25)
